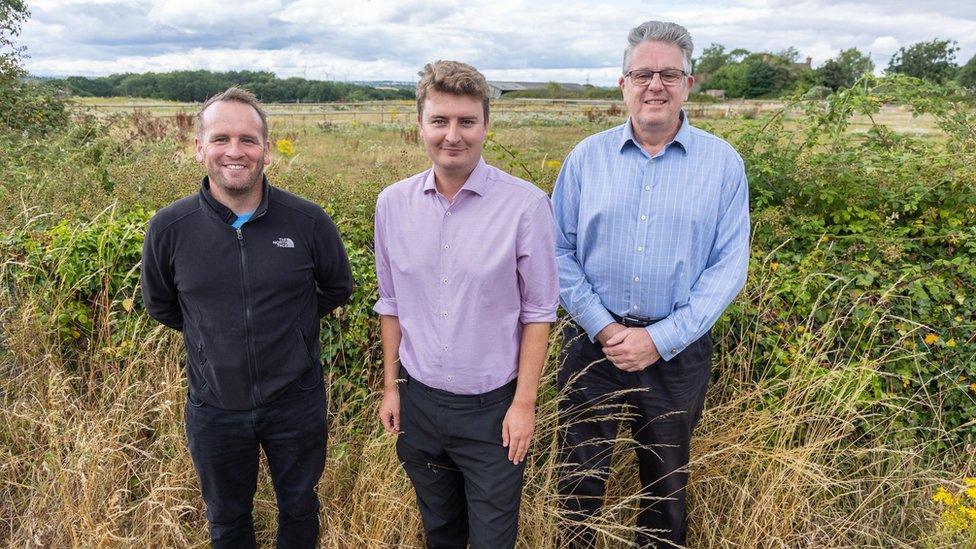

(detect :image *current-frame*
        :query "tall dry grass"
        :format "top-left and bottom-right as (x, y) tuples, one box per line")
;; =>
(0, 207), (969, 548)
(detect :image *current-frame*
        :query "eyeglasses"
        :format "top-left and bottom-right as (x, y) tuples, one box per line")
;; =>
(624, 69), (688, 87)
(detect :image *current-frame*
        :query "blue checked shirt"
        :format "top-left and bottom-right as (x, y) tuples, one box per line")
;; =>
(552, 114), (750, 361)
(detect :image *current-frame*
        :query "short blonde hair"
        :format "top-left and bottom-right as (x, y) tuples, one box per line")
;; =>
(416, 60), (491, 121)
(197, 87), (269, 141)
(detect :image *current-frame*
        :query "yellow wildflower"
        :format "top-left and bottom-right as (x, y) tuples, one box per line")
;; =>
(276, 139), (296, 158)
(923, 333), (939, 345)
(545, 159), (563, 170)
(933, 486), (955, 505)
(770, 261), (780, 272)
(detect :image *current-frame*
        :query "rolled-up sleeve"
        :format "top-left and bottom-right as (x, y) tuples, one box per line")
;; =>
(372, 193), (398, 316)
(516, 195), (559, 323)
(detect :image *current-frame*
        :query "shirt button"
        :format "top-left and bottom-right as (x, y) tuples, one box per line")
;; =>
(671, 349), (677, 355)
(442, 311), (449, 317)
(447, 375), (454, 382)
(443, 345), (449, 351)
(640, 215), (647, 221)
(444, 244), (450, 249)
(634, 277), (640, 282)
(636, 246), (643, 252)
(644, 185), (651, 191)
(445, 212), (452, 217)
(632, 305), (638, 310)
(442, 278), (449, 284)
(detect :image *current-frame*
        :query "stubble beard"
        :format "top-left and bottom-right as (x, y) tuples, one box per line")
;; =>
(210, 165), (265, 198)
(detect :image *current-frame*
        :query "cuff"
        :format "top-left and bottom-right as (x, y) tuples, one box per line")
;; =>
(575, 302), (615, 343)
(646, 319), (686, 362)
(372, 297), (398, 316)
(519, 301), (558, 324)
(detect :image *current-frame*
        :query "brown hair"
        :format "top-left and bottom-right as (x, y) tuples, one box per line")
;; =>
(416, 60), (491, 121)
(197, 87), (269, 140)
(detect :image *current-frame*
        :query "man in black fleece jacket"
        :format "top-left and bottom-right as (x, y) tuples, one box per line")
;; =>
(141, 87), (352, 548)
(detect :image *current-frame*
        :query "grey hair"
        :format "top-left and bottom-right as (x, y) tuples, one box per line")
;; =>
(622, 20), (694, 74)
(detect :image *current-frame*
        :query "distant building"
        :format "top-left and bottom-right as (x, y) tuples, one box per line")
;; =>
(486, 81), (585, 99)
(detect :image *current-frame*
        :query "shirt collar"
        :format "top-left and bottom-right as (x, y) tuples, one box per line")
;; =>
(422, 157), (491, 197)
(618, 110), (691, 156)
(199, 175), (271, 224)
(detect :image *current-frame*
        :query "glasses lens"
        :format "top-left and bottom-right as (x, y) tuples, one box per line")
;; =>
(660, 70), (684, 84)
(630, 71), (653, 85)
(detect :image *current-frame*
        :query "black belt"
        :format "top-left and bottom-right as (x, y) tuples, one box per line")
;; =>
(609, 311), (661, 328)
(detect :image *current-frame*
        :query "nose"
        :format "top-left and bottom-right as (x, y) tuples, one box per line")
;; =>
(647, 72), (665, 91)
(445, 121), (461, 143)
(225, 138), (245, 157)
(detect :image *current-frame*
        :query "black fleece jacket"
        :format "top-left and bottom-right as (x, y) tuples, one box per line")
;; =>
(141, 177), (353, 410)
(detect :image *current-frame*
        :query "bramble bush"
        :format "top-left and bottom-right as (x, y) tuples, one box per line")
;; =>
(719, 74), (976, 448)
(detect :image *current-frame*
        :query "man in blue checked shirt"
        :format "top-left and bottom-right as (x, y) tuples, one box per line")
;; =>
(552, 20), (750, 548)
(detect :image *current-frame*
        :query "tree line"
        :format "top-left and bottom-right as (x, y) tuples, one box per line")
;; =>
(46, 70), (415, 103)
(697, 38), (976, 99)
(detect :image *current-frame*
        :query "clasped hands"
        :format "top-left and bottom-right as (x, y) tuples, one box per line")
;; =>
(597, 322), (661, 372)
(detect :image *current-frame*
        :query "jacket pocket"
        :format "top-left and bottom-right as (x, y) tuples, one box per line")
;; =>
(295, 327), (323, 390)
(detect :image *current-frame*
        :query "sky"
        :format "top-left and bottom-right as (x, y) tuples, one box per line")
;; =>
(17, 0), (976, 86)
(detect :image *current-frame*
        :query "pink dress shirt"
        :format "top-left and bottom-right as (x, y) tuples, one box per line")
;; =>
(373, 158), (559, 394)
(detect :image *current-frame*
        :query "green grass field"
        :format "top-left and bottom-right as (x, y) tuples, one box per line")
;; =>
(1, 85), (974, 547)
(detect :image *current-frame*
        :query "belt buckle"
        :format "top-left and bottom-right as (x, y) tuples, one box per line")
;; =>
(621, 315), (645, 328)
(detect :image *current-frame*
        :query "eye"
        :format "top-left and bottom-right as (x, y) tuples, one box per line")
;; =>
(630, 71), (653, 85)
(661, 70), (685, 83)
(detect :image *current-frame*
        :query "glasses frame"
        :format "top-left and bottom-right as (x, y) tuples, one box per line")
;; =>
(624, 69), (689, 87)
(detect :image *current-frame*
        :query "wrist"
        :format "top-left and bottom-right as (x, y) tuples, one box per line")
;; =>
(511, 398), (535, 410)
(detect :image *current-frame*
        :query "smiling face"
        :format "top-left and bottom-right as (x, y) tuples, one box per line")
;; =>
(419, 90), (488, 179)
(195, 100), (270, 201)
(619, 40), (694, 139)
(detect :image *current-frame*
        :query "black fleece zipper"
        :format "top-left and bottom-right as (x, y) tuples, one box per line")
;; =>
(235, 209), (268, 407)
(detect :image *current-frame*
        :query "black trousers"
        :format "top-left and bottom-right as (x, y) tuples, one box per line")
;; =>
(396, 368), (526, 549)
(557, 323), (712, 548)
(185, 368), (327, 549)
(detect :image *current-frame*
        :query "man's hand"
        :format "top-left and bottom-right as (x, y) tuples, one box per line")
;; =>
(603, 328), (661, 371)
(501, 401), (535, 465)
(379, 387), (400, 434)
(595, 322), (627, 346)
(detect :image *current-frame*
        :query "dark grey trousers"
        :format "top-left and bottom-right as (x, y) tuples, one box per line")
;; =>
(557, 323), (713, 548)
(396, 368), (525, 549)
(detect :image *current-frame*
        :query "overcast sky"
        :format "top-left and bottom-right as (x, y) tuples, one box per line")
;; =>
(18, 0), (976, 85)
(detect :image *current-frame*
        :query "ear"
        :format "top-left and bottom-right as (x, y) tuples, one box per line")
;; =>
(194, 136), (204, 163)
(684, 74), (696, 100)
(618, 74), (626, 91)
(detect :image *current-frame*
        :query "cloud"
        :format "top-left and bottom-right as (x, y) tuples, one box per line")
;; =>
(17, 0), (976, 84)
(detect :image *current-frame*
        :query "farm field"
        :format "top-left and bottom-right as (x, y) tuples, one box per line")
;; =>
(1, 79), (975, 548)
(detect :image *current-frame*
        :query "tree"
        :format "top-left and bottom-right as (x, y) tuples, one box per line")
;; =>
(817, 48), (874, 90)
(957, 53), (976, 91)
(886, 39), (959, 83)
(0, 0), (67, 134)
(695, 43), (732, 75)
(0, 0), (28, 80)
(704, 62), (748, 97)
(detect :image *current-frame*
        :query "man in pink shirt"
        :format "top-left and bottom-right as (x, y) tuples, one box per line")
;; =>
(373, 60), (558, 548)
